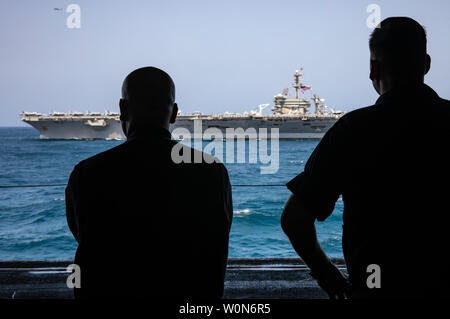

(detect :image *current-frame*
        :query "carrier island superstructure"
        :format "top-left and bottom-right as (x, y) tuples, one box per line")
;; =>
(21, 68), (344, 139)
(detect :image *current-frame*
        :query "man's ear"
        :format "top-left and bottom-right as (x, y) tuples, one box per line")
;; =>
(424, 54), (431, 75)
(369, 59), (378, 81)
(119, 99), (128, 121)
(169, 103), (178, 124)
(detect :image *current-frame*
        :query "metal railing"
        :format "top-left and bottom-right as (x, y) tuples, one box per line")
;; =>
(0, 183), (286, 189)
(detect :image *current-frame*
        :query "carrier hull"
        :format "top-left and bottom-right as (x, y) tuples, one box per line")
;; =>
(22, 117), (125, 140)
(171, 116), (338, 139)
(22, 115), (338, 140)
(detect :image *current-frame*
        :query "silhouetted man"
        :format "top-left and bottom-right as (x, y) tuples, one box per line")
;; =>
(281, 17), (450, 298)
(66, 67), (233, 299)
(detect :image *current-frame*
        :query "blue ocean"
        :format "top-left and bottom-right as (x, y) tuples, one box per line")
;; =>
(0, 127), (343, 260)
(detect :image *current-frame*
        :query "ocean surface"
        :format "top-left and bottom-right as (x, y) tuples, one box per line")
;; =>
(0, 127), (343, 260)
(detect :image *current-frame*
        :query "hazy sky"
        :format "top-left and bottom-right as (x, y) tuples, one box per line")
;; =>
(1, 0), (449, 126)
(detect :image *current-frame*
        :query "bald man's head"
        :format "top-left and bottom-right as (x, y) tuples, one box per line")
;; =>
(121, 67), (175, 105)
(119, 67), (178, 137)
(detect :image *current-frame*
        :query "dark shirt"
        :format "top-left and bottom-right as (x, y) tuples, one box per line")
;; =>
(66, 127), (233, 299)
(287, 84), (450, 298)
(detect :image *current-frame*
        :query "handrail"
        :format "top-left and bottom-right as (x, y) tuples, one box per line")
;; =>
(0, 184), (286, 189)
(0, 184), (66, 189)
(232, 184), (285, 187)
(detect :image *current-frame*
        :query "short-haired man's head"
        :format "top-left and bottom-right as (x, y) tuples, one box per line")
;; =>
(369, 17), (427, 81)
(121, 66), (175, 116)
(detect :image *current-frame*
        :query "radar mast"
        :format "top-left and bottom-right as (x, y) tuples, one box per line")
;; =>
(292, 67), (304, 99)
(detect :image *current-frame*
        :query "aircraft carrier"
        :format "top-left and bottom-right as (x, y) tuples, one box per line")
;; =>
(21, 68), (344, 139)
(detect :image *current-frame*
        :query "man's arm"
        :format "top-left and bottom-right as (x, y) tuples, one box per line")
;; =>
(220, 164), (233, 232)
(65, 166), (81, 243)
(205, 163), (233, 299)
(281, 194), (329, 271)
(281, 194), (349, 299)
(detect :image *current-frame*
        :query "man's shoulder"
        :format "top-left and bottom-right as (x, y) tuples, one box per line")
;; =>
(435, 96), (450, 116)
(170, 142), (229, 182)
(339, 104), (379, 123)
(73, 141), (132, 172)
(329, 104), (378, 135)
(336, 89), (450, 129)
(171, 142), (225, 166)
